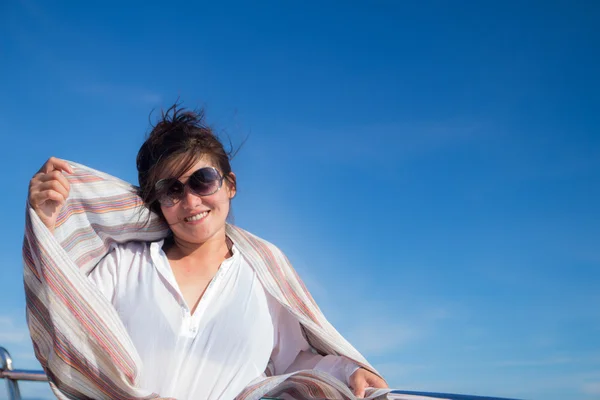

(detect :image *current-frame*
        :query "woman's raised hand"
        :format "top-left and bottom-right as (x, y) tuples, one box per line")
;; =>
(28, 157), (74, 233)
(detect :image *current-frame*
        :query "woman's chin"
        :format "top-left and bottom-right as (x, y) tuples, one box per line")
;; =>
(173, 225), (223, 245)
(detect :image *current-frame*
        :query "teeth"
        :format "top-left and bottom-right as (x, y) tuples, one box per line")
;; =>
(185, 211), (208, 222)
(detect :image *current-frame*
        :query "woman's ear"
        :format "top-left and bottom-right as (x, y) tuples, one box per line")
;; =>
(226, 172), (237, 199)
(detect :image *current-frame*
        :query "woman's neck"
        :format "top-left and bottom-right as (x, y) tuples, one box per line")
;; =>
(165, 230), (232, 265)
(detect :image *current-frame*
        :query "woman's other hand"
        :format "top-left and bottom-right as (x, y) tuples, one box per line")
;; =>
(349, 368), (389, 398)
(28, 157), (73, 233)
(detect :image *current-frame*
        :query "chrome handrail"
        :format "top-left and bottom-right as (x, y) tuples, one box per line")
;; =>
(1, 345), (521, 400)
(0, 347), (48, 400)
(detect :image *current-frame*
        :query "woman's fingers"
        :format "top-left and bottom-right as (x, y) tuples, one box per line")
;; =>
(350, 370), (368, 398)
(29, 158), (72, 208)
(28, 157), (73, 232)
(350, 368), (389, 398)
(353, 382), (368, 398)
(37, 171), (71, 194)
(368, 374), (388, 388)
(33, 180), (70, 203)
(30, 189), (66, 207)
(40, 157), (73, 175)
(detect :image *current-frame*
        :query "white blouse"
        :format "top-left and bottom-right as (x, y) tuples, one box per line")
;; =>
(87, 239), (358, 400)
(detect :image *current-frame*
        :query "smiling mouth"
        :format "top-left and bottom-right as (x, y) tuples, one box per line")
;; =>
(184, 211), (210, 222)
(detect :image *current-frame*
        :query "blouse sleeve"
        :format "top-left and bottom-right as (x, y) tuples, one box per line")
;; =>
(267, 293), (360, 385)
(87, 244), (120, 304)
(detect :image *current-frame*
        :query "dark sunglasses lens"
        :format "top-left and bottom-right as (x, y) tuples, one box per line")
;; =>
(189, 168), (221, 195)
(155, 179), (184, 206)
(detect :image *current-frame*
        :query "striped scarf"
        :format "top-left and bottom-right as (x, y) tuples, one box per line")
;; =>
(23, 161), (392, 400)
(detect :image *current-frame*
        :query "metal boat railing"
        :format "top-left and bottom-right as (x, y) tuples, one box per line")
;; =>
(0, 347), (48, 400)
(2, 345), (520, 400)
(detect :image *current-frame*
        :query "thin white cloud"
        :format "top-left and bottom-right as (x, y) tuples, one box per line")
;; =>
(11, 351), (39, 362)
(7, 1), (162, 108)
(335, 298), (458, 357)
(495, 356), (575, 367)
(582, 381), (600, 395)
(0, 314), (44, 372)
(530, 334), (559, 348)
(347, 322), (420, 356)
(270, 225), (461, 358)
(259, 118), (488, 168)
(495, 353), (600, 368)
(73, 83), (162, 105)
(0, 331), (29, 345)
(0, 315), (30, 344)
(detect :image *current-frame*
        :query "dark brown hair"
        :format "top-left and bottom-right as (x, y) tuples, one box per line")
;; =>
(136, 103), (237, 220)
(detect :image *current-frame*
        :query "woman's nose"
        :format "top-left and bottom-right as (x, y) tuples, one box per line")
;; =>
(181, 185), (202, 207)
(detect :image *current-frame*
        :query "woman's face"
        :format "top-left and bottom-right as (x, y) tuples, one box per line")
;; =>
(159, 157), (236, 245)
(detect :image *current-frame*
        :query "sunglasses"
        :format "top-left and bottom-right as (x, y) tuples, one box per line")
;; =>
(154, 167), (224, 207)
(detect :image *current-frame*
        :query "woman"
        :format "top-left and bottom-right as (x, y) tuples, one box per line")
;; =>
(27, 105), (388, 399)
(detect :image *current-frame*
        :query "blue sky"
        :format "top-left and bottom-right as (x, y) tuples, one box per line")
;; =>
(1, 1), (599, 399)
